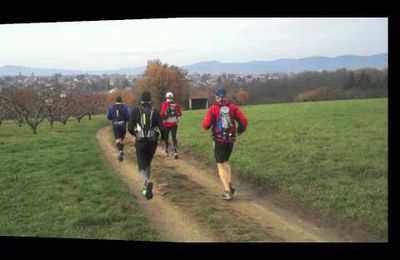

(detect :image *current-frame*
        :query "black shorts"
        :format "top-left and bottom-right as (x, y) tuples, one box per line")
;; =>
(112, 124), (126, 140)
(214, 141), (234, 163)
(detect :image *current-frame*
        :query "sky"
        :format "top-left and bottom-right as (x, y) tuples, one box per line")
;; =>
(0, 18), (388, 71)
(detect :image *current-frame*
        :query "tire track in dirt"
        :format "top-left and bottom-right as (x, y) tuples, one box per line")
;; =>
(96, 127), (217, 242)
(154, 148), (351, 242)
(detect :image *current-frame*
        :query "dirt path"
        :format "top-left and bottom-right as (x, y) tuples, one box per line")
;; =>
(97, 126), (350, 242)
(154, 148), (351, 242)
(96, 127), (217, 242)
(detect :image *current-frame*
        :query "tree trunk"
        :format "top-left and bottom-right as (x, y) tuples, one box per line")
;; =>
(0, 119), (2, 128)
(88, 113), (92, 120)
(50, 119), (54, 129)
(30, 125), (37, 134)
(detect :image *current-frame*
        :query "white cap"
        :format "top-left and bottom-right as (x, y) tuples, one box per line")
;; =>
(165, 92), (173, 98)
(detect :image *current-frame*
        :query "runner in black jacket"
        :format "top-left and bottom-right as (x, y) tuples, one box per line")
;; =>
(128, 91), (164, 200)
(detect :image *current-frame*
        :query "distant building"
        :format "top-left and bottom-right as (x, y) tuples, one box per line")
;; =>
(60, 92), (67, 98)
(268, 74), (280, 80)
(108, 87), (120, 94)
(188, 88), (211, 110)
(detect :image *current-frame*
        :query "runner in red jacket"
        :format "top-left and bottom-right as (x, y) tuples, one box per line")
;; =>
(160, 92), (183, 159)
(202, 87), (248, 201)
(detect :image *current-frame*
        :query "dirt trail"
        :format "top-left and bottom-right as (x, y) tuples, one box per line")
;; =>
(96, 127), (217, 242)
(154, 148), (351, 242)
(98, 126), (351, 242)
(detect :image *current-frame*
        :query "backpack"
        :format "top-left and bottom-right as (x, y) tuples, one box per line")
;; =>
(167, 102), (178, 116)
(165, 102), (178, 124)
(217, 105), (233, 132)
(113, 104), (124, 122)
(214, 103), (236, 142)
(135, 106), (157, 141)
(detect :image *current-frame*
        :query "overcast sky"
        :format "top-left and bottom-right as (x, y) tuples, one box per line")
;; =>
(0, 18), (388, 70)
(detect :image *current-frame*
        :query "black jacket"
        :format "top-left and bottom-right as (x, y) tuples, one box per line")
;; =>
(128, 103), (164, 139)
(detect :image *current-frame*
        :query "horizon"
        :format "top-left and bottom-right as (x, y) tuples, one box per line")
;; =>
(0, 18), (388, 70)
(0, 52), (388, 72)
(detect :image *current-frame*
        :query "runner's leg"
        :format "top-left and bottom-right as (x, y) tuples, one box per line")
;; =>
(171, 125), (178, 153)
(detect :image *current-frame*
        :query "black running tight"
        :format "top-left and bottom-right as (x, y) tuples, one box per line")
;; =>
(164, 125), (178, 153)
(135, 141), (157, 181)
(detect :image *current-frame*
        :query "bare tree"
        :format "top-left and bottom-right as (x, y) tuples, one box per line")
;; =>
(11, 109), (24, 127)
(69, 91), (104, 122)
(0, 98), (6, 127)
(0, 89), (49, 134)
(86, 93), (105, 120)
(0, 96), (25, 127)
(69, 91), (90, 123)
(46, 91), (74, 128)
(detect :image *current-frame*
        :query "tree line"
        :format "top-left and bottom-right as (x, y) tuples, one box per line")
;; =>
(0, 60), (190, 134)
(0, 87), (104, 133)
(0, 62), (388, 134)
(219, 68), (388, 104)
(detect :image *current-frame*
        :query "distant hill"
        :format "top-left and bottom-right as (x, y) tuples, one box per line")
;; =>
(182, 54), (388, 74)
(0, 65), (146, 77)
(0, 65), (85, 76)
(0, 53), (387, 76)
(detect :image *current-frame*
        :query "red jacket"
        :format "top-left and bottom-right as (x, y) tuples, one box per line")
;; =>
(202, 100), (248, 143)
(160, 101), (183, 127)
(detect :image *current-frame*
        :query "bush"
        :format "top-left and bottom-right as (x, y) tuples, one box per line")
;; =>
(294, 87), (344, 102)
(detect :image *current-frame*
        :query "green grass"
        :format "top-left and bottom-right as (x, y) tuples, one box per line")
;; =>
(0, 116), (161, 241)
(152, 165), (276, 242)
(1, 98), (387, 241)
(178, 98), (388, 240)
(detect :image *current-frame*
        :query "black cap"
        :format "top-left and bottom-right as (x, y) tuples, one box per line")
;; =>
(141, 91), (151, 102)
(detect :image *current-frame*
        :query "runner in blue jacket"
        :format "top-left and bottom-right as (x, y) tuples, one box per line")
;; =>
(107, 96), (130, 162)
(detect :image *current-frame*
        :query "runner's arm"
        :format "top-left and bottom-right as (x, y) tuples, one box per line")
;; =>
(123, 105), (130, 122)
(176, 102), (183, 117)
(127, 108), (137, 136)
(235, 107), (248, 135)
(202, 107), (213, 130)
(160, 102), (167, 119)
(106, 106), (113, 120)
(154, 110), (165, 136)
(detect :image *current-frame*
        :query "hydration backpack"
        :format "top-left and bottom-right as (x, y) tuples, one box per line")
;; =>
(165, 102), (178, 124)
(113, 104), (124, 122)
(217, 105), (233, 132)
(135, 106), (157, 141)
(214, 103), (236, 142)
(167, 102), (178, 116)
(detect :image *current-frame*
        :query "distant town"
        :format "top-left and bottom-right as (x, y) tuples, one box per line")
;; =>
(0, 72), (283, 94)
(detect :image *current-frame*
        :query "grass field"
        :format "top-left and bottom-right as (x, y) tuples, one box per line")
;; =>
(0, 116), (161, 240)
(0, 98), (388, 241)
(178, 98), (388, 240)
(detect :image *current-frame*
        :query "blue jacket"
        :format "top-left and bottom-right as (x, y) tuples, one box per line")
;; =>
(107, 103), (130, 122)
